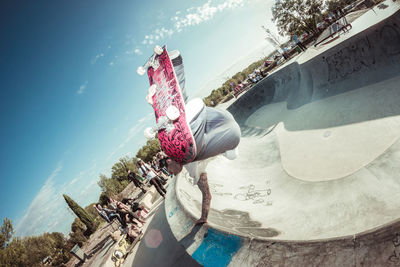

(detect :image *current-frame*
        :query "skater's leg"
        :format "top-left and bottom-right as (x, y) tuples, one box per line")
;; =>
(127, 210), (146, 224)
(169, 50), (188, 102)
(194, 107), (241, 161)
(157, 174), (167, 185)
(196, 172), (212, 225)
(110, 213), (127, 228)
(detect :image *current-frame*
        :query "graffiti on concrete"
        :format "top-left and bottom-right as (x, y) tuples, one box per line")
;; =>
(324, 37), (375, 82)
(234, 184), (272, 205)
(209, 183), (233, 197)
(380, 25), (400, 56)
(182, 220), (193, 234)
(168, 206), (179, 218)
(389, 233), (400, 262)
(324, 22), (400, 82)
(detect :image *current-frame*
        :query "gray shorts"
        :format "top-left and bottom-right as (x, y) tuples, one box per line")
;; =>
(190, 106), (241, 161)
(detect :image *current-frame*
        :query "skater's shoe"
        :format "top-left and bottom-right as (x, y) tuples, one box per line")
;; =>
(223, 147), (239, 160)
(169, 50), (181, 62)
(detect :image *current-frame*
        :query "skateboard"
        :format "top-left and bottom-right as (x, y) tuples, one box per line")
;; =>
(137, 45), (196, 164)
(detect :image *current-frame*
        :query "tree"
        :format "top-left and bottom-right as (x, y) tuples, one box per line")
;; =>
(63, 194), (96, 236)
(99, 192), (110, 206)
(0, 237), (27, 267)
(84, 203), (99, 221)
(97, 174), (129, 196)
(69, 218), (87, 247)
(23, 234), (55, 266)
(325, 0), (356, 13)
(272, 0), (324, 36)
(0, 217), (14, 249)
(111, 156), (138, 181)
(136, 138), (161, 163)
(0, 218), (72, 266)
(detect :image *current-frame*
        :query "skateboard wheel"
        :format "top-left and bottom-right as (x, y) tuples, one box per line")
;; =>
(146, 95), (153, 105)
(137, 66), (146, 76)
(144, 127), (156, 139)
(146, 84), (157, 105)
(148, 84), (157, 97)
(154, 45), (163, 55)
(166, 106), (180, 121)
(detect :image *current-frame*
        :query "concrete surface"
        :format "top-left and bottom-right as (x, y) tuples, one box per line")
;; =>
(127, 201), (201, 267)
(88, 183), (200, 267)
(165, 1), (400, 266)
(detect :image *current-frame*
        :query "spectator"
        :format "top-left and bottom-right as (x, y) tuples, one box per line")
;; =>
(122, 197), (149, 214)
(127, 224), (141, 242)
(116, 201), (146, 225)
(107, 197), (118, 210)
(102, 205), (126, 227)
(93, 203), (110, 223)
(157, 152), (171, 176)
(127, 170), (146, 193)
(149, 159), (167, 184)
(151, 156), (159, 171)
(137, 158), (167, 198)
(293, 34), (307, 51)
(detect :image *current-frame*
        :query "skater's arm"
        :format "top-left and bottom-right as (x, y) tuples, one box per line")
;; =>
(93, 204), (100, 213)
(196, 172), (211, 225)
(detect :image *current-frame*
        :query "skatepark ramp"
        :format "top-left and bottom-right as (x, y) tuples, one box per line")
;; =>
(165, 2), (400, 266)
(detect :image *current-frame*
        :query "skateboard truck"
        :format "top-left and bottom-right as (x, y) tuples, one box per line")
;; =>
(144, 106), (180, 139)
(137, 45), (164, 76)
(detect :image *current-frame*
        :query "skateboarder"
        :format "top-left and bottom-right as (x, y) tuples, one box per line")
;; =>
(164, 50), (241, 225)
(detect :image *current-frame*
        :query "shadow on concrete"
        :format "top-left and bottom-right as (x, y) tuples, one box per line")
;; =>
(131, 202), (201, 267)
(180, 224), (203, 250)
(228, 9), (400, 134)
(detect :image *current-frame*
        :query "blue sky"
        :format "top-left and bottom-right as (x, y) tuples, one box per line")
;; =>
(0, 0), (279, 237)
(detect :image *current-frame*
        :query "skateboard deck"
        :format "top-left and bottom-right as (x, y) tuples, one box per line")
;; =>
(144, 46), (196, 164)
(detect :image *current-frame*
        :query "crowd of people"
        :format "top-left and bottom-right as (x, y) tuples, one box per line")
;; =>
(93, 196), (147, 241)
(93, 151), (173, 241)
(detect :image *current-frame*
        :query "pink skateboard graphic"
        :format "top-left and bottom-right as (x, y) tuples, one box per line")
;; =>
(138, 46), (196, 164)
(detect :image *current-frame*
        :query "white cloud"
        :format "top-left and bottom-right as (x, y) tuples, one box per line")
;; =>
(14, 161), (101, 237)
(15, 162), (64, 237)
(77, 81), (88, 95)
(125, 47), (142, 56)
(91, 53), (104, 64)
(109, 61), (114, 66)
(141, 0), (246, 46)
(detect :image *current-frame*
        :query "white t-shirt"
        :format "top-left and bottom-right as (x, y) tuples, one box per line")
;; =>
(184, 158), (212, 185)
(138, 163), (157, 181)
